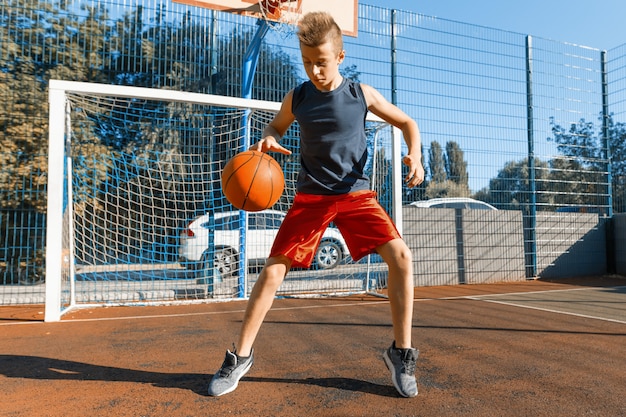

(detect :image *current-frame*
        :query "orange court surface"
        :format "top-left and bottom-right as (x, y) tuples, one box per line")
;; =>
(1, 276), (625, 417)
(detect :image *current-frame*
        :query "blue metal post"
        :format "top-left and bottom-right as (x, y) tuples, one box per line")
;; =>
(525, 35), (537, 278)
(390, 9), (397, 106)
(601, 50), (613, 218)
(237, 20), (270, 298)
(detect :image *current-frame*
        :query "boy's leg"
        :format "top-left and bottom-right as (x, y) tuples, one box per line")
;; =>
(377, 238), (419, 398)
(237, 255), (291, 356)
(208, 255), (290, 396)
(376, 238), (414, 349)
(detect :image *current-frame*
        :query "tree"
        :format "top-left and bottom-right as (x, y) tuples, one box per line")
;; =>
(428, 141), (446, 183)
(445, 142), (468, 183)
(426, 180), (470, 199)
(0, 0), (117, 212)
(487, 158), (550, 210)
(76, 14), (304, 261)
(548, 117), (600, 162)
(424, 140), (470, 199)
(549, 116), (612, 212)
(608, 117), (626, 212)
(0, 0), (119, 278)
(444, 141), (469, 194)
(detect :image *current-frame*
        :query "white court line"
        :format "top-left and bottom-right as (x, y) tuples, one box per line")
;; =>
(468, 285), (614, 298)
(474, 299), (626, 325)
(3, 286), (624, 326)
(0, 292), (506, 326)
(468, 286), (626, 325)
(0, 300), (392, 326)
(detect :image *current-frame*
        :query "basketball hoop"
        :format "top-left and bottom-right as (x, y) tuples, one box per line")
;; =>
(258, 0), (302, 35)
(171, 1), (357, 37)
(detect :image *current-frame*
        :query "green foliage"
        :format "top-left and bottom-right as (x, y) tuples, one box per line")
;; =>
(608, 119), (626, 212)
(1, 0), (302, 211)
(548, 115), (618, 212)
(428, 141), (446, 183)
(444, 141), (468, 187)
(485, 113), (624, 213)
(423, 140), (470, 200)
(426, 180), (470, 199)
(487, 158), (550, 209)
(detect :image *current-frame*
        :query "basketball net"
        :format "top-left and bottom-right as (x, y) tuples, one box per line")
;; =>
(258, 0), (302, 35)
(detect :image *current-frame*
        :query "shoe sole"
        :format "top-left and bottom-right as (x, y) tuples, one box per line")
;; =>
(209, 358), (254, 397)
(383, 350), (416, 398)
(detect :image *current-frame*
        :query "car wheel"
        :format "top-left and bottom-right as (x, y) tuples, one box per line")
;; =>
(314, 240), (343, 270)
(202, 247), (239, 278)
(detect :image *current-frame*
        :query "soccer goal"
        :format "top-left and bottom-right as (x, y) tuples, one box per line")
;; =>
(45, 80), (404, 322)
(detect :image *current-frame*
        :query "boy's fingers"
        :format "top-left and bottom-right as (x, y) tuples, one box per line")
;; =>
(270, 143), (292, 155)
(249, 140), (292, 155)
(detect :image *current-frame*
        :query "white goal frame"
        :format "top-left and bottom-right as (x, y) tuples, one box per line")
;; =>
(45, 80), (404, 322)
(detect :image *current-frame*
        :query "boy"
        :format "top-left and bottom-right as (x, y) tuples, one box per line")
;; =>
(208, 11), (424, 398)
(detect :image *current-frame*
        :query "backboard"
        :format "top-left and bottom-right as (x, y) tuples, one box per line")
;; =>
(171, 0), (358, 37)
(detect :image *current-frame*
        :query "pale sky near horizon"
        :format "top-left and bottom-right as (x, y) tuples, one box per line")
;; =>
(362, 0), (626, 50)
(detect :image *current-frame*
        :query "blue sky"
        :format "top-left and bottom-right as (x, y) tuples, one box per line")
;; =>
(362, 0), (626, 50)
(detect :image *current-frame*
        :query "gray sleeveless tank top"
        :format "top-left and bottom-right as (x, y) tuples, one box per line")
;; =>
(291, 78), (370, 195)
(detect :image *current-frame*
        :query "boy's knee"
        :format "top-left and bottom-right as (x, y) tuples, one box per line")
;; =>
(391, 240), (413, 262)
(258, 255), (291, 283)
(398, 243), (413, 261)
(378, 239), (413, 268)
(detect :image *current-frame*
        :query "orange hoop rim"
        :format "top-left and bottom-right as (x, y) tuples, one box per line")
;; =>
(258, 0), (302, 28)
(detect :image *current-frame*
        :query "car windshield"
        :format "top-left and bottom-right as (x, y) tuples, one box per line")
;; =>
(249, 213), (284, 229)
(211, 215), (238, 231)
(468, 202), (490, 210)
(443, 202), (466, 209)
(210, 212), (285, 231)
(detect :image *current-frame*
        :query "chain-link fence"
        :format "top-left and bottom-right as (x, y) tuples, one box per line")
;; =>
(2, 0), (625, 303)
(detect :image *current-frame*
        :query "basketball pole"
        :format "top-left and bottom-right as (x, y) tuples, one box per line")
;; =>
(237, 19), (271, 298)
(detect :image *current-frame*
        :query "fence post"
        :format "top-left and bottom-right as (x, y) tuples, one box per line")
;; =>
(236, 20), (271, 298)
(384, 9), (403, 231)
(601, 50), (613, 218)
(391, 9), (398, 106)
(525, 35), (538, 278)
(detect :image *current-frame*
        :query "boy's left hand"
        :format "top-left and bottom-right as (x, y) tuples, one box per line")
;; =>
(402, 155), (425, 188)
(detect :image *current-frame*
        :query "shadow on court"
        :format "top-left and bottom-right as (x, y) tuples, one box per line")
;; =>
(0, 355), (401, 397)
(0, 355), (208, 394)
(263, 318), (626, 336)
(1, 277), (625, 416)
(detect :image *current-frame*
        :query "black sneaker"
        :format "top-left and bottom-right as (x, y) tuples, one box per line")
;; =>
(383, 341), (418, 397)
(207, 349), (254, 396)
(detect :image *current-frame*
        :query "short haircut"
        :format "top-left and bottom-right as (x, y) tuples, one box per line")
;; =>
(297, 11), (343, 54)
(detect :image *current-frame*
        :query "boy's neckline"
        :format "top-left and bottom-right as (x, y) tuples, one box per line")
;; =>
(311, 77), (346, 93)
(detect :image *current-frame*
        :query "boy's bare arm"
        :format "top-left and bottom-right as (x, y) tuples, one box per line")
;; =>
(361, 84), (425, 187)
(249, 91), (295, 155)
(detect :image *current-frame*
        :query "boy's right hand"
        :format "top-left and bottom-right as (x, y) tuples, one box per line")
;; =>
(249, 137), (292, 155)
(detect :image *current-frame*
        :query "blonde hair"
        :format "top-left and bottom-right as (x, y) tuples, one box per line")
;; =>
(297, 11), (343, 54)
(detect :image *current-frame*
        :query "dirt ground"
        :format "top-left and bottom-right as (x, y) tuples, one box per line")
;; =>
(1, 277), (625, 417)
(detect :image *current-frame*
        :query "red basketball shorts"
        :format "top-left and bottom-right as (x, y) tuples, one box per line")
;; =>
(270, 190), (401, 268)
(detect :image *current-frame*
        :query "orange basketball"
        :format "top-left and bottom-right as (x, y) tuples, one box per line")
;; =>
(221, 150), (285, 212)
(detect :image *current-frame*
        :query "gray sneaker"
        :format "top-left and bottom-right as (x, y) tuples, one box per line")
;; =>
(383, 342), (418, 397)
(207, 349), (254, 396)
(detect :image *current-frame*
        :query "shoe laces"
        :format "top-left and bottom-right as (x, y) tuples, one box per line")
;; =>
(400, 349), (417, 375)
(218, 350), (238, 377)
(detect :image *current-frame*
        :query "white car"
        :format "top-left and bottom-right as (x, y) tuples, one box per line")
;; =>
(409, 197), (497, 210)
(179, 210), (349, 276)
